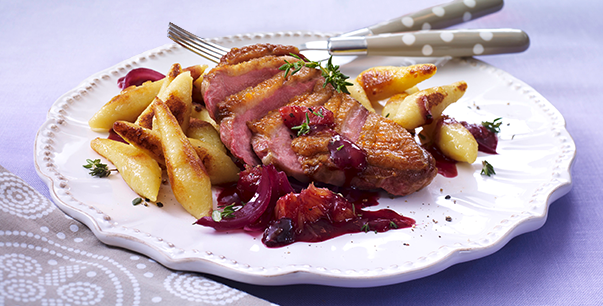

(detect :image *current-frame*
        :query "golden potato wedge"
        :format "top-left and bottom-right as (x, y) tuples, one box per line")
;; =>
(153, 99), (212, 219)
(189, 138), (240, 185)
(190, 105), (219, 131)
(183, 64), (208, 105)
(90, 138), (162, 201)
(112, 121), (165, 167)
(434, 116), (478, 163)
(136, 68), (194, 132)
(356, 64), (437, 102)
(346, 78), (375, 112)
(88, 79), (164, 132)
(383, 81), (467, 130)
(186, 118), (225, 152)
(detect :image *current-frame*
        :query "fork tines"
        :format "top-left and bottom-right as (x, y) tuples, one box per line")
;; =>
(167, 22), (229, 63)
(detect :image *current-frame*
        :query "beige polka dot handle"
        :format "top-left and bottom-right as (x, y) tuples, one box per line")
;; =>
(329, 28), (529, 57)
(340, 0), (504, 37)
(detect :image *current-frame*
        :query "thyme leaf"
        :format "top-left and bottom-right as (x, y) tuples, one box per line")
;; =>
(279, 54), (352, 94)
(291, 112), (311, 136)
(481, 160), (496, 177)
(212, 202), (245, 222)
(482, 117), (503, 134)
(83, 159), (116, 178)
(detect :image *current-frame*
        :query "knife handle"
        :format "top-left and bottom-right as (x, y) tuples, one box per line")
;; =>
(329, 29), (529, 57)
(340, 0), (504, 37)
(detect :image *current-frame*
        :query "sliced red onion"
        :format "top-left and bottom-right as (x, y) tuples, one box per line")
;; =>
(117, 68), (165, 89)
(243, 166), (295, 231)
(196, 165), (274, 230)
(460, 121), (498, 154)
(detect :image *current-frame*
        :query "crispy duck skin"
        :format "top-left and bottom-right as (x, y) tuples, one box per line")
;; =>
(201, 43), (437, 196)
(217, 43), (300, 67)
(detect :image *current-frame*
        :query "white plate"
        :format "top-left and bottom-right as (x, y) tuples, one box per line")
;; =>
(34, 32), (575, 287)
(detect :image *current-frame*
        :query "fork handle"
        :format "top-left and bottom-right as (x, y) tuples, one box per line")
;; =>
(329, 28), (529, 57)
(340, 0), (504, 37)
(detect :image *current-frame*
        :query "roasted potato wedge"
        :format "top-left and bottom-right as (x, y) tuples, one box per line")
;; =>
(88, 79), (164, 132)
(90, 138), (162, 201)
(346, 78), (375, 112)
(189, 138), (239, 185)
(153, 99), (212, 218)
(191, 105), (219, 131)
(383, 81), (467, 130)
(137, 69), (193, 132)
(356, 64), (437, 102)
(112, 121), (165, 167)
(186, 118), (225, 153)
(433, 116), (478, 163)
(184, 64), (208, 105)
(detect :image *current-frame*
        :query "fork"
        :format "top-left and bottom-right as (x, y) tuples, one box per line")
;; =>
(168, 23), (228, 63)
(168, 21), (529, 64)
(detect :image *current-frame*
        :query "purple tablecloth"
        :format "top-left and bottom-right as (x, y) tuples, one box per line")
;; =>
(2, 0), (601, 304)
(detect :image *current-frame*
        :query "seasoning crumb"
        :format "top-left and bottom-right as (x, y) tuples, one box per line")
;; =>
(156, 202), (164, 208)
(432, 219), (438, 224)
(403, 243), (410, 246)
(446, 216), (452, 222)
(445, 195), (451, 200)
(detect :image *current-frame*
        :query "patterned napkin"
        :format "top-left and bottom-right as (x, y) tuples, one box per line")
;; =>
(0, 165), (275, 305)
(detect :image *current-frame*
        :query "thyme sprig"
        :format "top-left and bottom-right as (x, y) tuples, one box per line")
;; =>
(481, 160), (496, 177)
(279, 54), (352, 94)
(482, 117), (503, 134)
(291, 112), (311, 136)
(212, 202), (245, 222)
(83, 159), (116, 178)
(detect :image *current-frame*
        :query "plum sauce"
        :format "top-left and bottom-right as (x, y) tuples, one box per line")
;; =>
(196, 165), (415, 248)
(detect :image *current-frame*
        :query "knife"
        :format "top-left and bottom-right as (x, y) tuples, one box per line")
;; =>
(319, 28), (529, 57)
(300, 0), (505, 52)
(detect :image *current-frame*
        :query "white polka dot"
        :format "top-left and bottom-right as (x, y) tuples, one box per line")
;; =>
(152, 297), (162, 303)
(144, 272), (154, 278)
(130, 255), (140, 260)
(48, 259), (58, 265)
(69, 224), (79, 232)
(40, 227), (49, 233)
(440, 32), (454, 42)
(422, 45), (433, 56)
(87, 271), (97, 277)
(56, 232), (66, 239)
(422, 23), (431, 30)
(480, 31), (494, 41)
(463, 12), (472, 22)
(74, 238), (83, 243)
(402, 34), (416, 45)
(402, 16), (414, 28)
(464, 0), (476, 8)
(473, 44), (484, 54)
(432, 6), (445, 17)
(136, 263), (146, 269)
